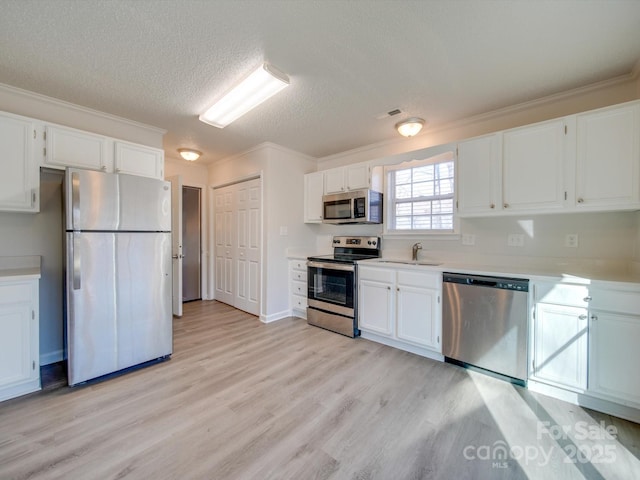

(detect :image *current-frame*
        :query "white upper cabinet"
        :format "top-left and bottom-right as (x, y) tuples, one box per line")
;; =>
(114, 141), (164, 179)
(502, 118), (567, 212)
(0, 112), (39, 213)
(457, 133), (501, 215)
(575, 102), (640, 209)
(45, 124), (111, 172)
(304, 171), (324, 223)
(324, 164), (371, 194)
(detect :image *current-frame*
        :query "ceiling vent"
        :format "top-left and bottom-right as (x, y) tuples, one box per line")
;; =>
(376, 108), (402, 120)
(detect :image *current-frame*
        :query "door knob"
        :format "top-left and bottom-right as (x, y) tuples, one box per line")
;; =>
(172, 254), (179, 259)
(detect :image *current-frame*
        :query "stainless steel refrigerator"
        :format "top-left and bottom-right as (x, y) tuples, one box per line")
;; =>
(65, 168), (172, 386)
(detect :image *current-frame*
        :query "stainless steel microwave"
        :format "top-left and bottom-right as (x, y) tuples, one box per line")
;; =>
(322, 189), (383, 224)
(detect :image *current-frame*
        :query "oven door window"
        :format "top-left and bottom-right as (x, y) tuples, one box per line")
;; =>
(308, 266), (354, 309)
(324, 199), (352, 220)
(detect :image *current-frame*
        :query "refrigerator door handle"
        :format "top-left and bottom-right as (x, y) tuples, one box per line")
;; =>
(71, 171), (80, 230)
(72, 235), (81, 290)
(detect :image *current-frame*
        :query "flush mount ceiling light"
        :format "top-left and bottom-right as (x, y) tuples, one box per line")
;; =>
(395, 117), (425, 137)
(178, 148), (202, 161)
(199, 63), (290, 128)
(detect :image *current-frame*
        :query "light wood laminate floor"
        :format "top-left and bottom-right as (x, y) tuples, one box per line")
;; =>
(1, 301), (639, 479)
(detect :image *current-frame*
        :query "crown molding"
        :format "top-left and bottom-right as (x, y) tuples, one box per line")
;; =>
(0, 82), (167, 135)
(318, 71), (638, 164)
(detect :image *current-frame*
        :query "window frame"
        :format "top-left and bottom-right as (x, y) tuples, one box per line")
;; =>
(383, 150), (459, 238)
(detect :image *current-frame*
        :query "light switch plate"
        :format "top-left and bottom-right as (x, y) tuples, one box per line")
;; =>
(462, 234), (475, 246)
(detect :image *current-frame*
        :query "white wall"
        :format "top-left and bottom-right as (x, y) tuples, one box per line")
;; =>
(208, 143), (317, 321)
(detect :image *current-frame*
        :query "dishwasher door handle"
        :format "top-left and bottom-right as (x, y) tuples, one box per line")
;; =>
(467, 278), (497, 287)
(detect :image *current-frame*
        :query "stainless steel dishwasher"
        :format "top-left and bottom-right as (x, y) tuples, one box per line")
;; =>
(442, 272), (529, 385)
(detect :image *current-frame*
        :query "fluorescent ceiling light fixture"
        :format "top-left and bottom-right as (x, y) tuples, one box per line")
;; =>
(199, 63), (290, 128)
(395, 117), (425, 137)
(178, 148), (202, 161)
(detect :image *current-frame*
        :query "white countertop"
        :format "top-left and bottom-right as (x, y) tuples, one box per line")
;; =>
(0, 256), (41, 280)
(359, 258), (640, 288)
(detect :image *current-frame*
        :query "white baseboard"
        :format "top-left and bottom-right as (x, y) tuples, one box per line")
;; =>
(528, 379), (640, 424)
(360, 331), (444, 362)
(260, 309), (291, 323)
(40, 349), (64, 366)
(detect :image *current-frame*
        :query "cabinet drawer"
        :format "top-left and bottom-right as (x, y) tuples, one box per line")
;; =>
(359, 266), (394, 284)
(591, 289), (640, 316)
(0, 283), (32, 303)
(292, 294), (307, 310)
(292, 280), (307, 297)
(290, 259), (307, 271)
(398, 270), (440, 289)
(291, 270), (306, 282)
(534, 282), (589, 307)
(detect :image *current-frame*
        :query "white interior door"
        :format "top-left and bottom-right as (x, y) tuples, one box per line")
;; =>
(214, 185), (234, 306)
(168, 175), (183, 317)
(235, 178), (261, 315)
(213, 178), (261, 316)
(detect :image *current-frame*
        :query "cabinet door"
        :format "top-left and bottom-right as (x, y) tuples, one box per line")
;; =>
(532, 303), (588, 390)
(396, 284), (440, 350)
(576, 102), (640, 208)
(304, 172), (324, 223)
(114, 141), (164, 179)
(346, 164), (370, 191)
(589, 310), (640, 405)
(324, 168), (345, 194)
(457, 134), (501, 215)
(502, 119), (566, 212)
(0, 113), (39, 212)
(359, 277), (394, 336)
(0, 281), (39, 402)
(45, 125), (111, 171)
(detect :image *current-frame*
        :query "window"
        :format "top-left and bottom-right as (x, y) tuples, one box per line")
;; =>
(386, 151), (455, 233)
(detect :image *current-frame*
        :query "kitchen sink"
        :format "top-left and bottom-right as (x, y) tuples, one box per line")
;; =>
(375, 260), (442, 266)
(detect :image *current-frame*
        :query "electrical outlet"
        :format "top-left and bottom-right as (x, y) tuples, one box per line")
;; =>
(462, 234), (475, 246)
(507, 233), (525, 247)
(565, 234), (578, 248)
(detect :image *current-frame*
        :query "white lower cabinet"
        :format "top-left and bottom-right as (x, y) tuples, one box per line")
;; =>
(359, 265), (441, 356)
(289, 259), (308, 318)
(588, 288), (640, 406)
(0, 278), (40, 402)
(532, 302), (588, 391)
(531, 281), (640, 418)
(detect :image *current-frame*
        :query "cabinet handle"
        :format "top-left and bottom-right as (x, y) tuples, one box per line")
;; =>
(583, 296), (592, 302)
(387, 286), (391, 290)
(591, 315), (598, 321)
(490, 203), (495, 209)
(101, 165), (107, 171)
(578, 314), (587, 320)
(397, 287), (400, 292)
(503, 203), (509, 208)
(577, 197), (584, 203)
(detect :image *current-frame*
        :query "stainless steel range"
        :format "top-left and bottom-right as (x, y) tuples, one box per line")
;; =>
(307, 236), (381, 337)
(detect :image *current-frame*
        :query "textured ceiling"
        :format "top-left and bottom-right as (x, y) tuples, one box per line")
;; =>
(1, 0), (640, 164)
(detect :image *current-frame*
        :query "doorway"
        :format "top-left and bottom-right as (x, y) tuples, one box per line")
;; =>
(182, 186), (201, 302)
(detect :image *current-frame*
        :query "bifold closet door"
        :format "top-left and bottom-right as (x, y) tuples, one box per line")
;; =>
(214, 178), (261, 316)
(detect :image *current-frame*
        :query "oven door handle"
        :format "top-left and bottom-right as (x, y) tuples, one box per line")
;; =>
(307, 261), (355, 272)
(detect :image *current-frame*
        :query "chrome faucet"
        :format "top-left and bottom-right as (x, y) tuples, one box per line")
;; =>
(412, 242), (422, 261)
